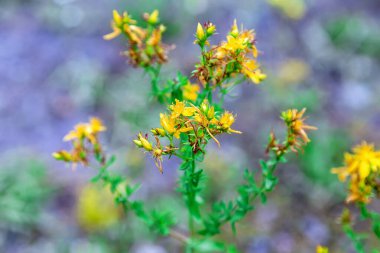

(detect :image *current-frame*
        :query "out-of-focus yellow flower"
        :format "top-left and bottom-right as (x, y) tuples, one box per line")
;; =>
(144, 9), (159, 25)
(183, 82), (200, 101)
(76, 184), (121, 232)
(278, 58), (310, 85)
(332, 142), (380, 203)
(316, 245), (328, 253)
(268, 0), (306, 20)
(63, 117), (106, 142)
(54, 117), (107, 167)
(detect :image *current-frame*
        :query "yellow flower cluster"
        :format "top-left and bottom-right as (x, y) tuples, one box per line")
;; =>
(193, 20), (266, 87)
(134, 99), (241, 173)
(53, 117), (106, 167)
(104, 10), (169, 67)
(332, 142), (380, 203)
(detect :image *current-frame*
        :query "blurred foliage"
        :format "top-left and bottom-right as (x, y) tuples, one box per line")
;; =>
(0, 152), (52, 230)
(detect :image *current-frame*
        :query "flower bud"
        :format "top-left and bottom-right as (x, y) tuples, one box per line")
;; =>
(151, 128), (166, 137)
(196, 23), (205, 41)
(144, 10), (159, 25)
(206, 23), (216, 36)
(113, 10), (123, 26)
(138, 133), (153, 151)
(230, 19), (239, 37)
(52, 150), (72, 162)
(133, 139), (143, 148)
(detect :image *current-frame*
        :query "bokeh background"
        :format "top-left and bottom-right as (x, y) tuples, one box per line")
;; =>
(1, 0), (380, 252)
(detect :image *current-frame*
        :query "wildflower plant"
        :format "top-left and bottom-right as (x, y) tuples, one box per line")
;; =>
(54, 9), (317, 252)
(332, 142), (380, 253)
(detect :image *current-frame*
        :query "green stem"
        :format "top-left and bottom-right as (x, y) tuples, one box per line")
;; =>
(186, 152), (196, 253)
(146, 64), (163, 103)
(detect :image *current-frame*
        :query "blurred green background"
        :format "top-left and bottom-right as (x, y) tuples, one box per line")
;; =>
(1, 0), (380, 252)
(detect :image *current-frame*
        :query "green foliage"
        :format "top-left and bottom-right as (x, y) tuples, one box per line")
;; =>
(0, 154), (52, 229)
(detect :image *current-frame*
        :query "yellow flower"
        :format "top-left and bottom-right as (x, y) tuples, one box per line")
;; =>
(63, 123), (88, 141)
(76, 184), (121, 232)
(169, 99), (196, 118)
(183, 82), (200, 101)
(89, 117), (107, 133)
(103, 10), (136, 40)
(332, 142), (380, 203)
(63, 117), (106, 143)
(218, 112), (242, 134)
(332, 142), (380, 182)
(282, 108), (317, 144)
(160, 113), (192, 139)
(242, 60), (267, 84)
(316, 245), (328, 253)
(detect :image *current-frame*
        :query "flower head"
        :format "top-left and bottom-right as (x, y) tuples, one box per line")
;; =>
(332, 141), (380, 203)
(53, 117), (107, 167)
(281, 108), (317, 152)
(193, 20), (265, 87)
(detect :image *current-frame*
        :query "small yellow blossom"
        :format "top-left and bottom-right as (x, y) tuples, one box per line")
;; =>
(217, 112), (242, 134)
(316, 245), (328, 253)
(242, 60), (267, 84)
(76, 184), (121, 232)
(282, 108), (317, 144)
(104, 10), (136, 40)
(160, 113), (192, 139)
(169, 99), (197, 118)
